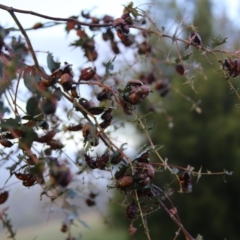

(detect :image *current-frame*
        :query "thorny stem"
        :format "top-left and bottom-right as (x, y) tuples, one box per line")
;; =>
(0, 4), (112, 28)
(157, 199), (195, 240)
(7, 9), (41, 72)
(0, 208), (16, 240)
(134, 190), (152, 240)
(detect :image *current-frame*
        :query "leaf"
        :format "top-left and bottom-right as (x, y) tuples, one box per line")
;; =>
(147, 120), (155, 131)
(66, 189), (79, 199)
(175, 53), (192, 64)
(171, 167), (179, 174)
(23, 67), (42, 93)
(78, 218), (90, 229)
(47, 53), (61, 73)
(26, 97), (41, 116)
(104, 56), (116, 76)
(196, 166), (202, 183)
(209, 37), (227, 49)
(196, 234), (204, 240)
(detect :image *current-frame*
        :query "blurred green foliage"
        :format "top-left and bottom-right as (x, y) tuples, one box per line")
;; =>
(110, 0), (240, 239)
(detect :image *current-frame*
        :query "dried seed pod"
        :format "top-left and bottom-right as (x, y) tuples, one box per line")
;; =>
(82, 122), (99, 146)
(96, 151), (110, 170)
(116, 175), (134, 189)
(52, 87), (62, 101)
(175, 64), (185, 75)
(99, 119), (112, 129)
(61, 223), (68, 233)
(0, 139), (13, 148)
(124, 82), (151, 105)
(39, 98), (57, 115)
(50, 164), (72, 187)
(60, 73), (73, 91)
(110, 151), (123, 165)
(155, 79), (171, 97)
(134, 151), (149, 163)
(79, 67), (96, 81)
(87, 107), (105, 115)
(22, 175), (37, 187)
(84, 154), (97, 169)
(15, 172), (33, 181)
(189, 32), (202, 46)
(138, 41), (151, 55)
(0, 191), (9, 204)
(101, 108), (113, 120)
(38, 128), (57, 143)
(96, 89), (113, 101)
(125, 202), (139, 220)
(85, 198), (95, 207)
(70, 86), (79, 98)
(47, 139), (64, 150)
(102, 15), (114, 24)
(179, 171), (192, 193)
(78, 98), (95, 110)
(127, 79), (143, 87)
(67, 123), (83, 131)
(222, 58), (240, 78)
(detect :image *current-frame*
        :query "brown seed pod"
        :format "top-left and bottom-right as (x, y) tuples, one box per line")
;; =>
(125, 202), (139, 220)
(154, 79), (171, 97)
(22, 175), (37, 187)
(47, 139), (64, 150)
(0, 191), (9, 204)
(99, 119), (112, 129)
(96, 89), (113, 101)
(85, 198), (95, 207)
(38, 128), (57, 143)
(116, 175), (134, 189)
(60, 73), (73, 91)
(189, 32), (202, 46)
(67, 123), (83, 131)
(70, 86), (79, 98)
(79, 67), (96, 81)
(102, 15), (114, 24)
(179, 171), (192, 193)
(222, 58), (240, 78)
(175, 64), (185, 75)
(134, 151), (149, 163)
(101, 108), (113, 120)
(61, 223), (68, 233)
(0, 139), (13, 148)
(82, 122), (99, 146)
(39, 98), (57, 115)
(110, 151), (123, 165)
(50, 164), (72, 187)
(87, 107), (105, 115)
(96, 151), (110, 170)
(15, 172), (33, 181)
(84, 154), (97, 169)
(124, 83), (151, 105)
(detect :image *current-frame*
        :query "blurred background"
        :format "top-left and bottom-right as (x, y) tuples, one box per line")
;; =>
(1, 0), (240, 239)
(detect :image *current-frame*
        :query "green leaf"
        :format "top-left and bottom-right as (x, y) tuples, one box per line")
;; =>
(23, 67), (42, 93)
(209, 37), (227, 49)
(26, 96), (41, 116)
(147, 120), (155, 131)
(175, 53), (192, 64)
(196, 234), (204, 240)
(196, 166), (202, 183)
(171, 167), (179, 174)
(104, 56), (116, 76)
(47, 53), (61, 73)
